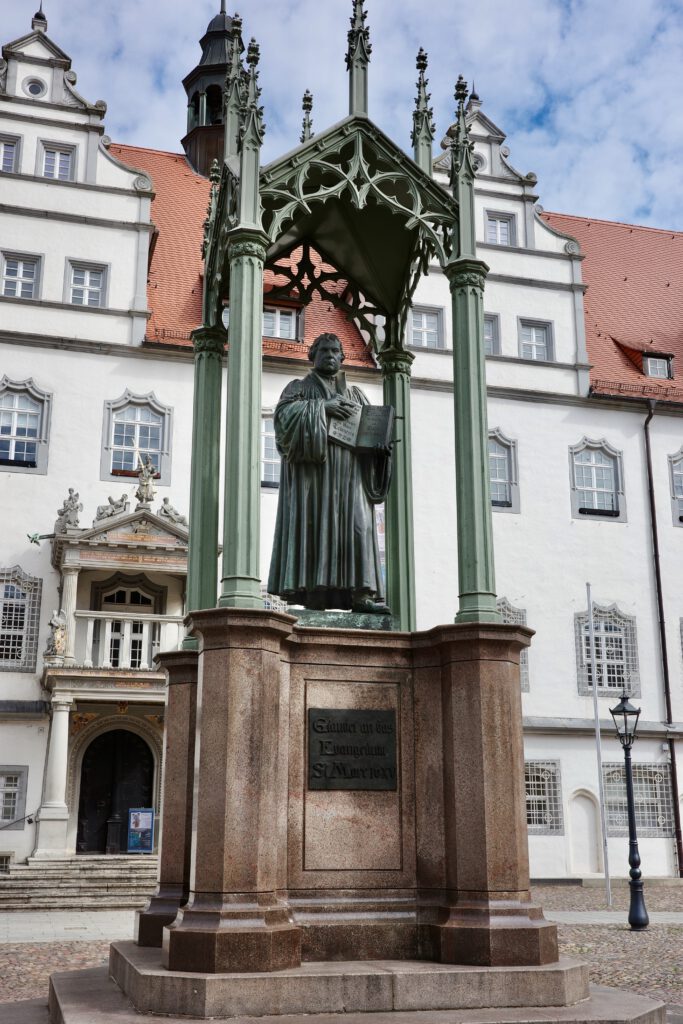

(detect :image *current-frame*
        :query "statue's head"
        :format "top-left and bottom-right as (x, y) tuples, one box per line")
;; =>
(309, 333), (345, 377)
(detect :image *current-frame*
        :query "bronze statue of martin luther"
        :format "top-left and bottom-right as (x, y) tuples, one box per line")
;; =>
(268, 332), (392, 613)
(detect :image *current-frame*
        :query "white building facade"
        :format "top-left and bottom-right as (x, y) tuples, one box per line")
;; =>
(1, 10), (681, 880)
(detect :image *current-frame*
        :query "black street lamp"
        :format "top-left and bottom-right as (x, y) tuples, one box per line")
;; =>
(609, 691), (649, 930)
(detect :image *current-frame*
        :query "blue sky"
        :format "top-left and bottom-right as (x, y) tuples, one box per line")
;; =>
(5, 0), (683, 229)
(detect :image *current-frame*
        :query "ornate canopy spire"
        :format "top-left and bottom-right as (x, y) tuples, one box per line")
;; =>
(450, 75), (477, 258)
(346, 0), (371, 117)
(223, 12), (245, 161)
(410, 48), (435, 176)
(237, 38), (265, 228)
(300, 90), (314, 144)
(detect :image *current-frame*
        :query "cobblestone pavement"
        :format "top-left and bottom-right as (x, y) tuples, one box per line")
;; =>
(1, 891), (683, 1010)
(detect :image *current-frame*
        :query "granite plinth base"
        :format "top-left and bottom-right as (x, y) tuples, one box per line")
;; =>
(293, 609), (398, 630)
(135, 884), (185, 947)
(109, 942), (590, 1019)
(428, 898), (559, 967)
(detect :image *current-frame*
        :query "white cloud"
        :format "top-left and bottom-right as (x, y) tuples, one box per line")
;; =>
(3, 0), (681, 228)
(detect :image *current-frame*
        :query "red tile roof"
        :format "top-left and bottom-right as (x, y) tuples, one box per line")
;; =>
(110, 143), (374, 369)
(542, 212), (683, 403)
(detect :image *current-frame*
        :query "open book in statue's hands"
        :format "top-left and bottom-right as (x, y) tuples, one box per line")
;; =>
(327, 403), (395, 454)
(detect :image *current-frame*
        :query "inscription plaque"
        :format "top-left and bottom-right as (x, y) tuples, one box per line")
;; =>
(307, 708), (397, 791)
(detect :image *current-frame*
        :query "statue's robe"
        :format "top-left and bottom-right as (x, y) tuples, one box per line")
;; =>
(268, 370), (391, 610)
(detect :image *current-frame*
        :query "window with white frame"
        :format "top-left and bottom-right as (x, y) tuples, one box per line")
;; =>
(101, 390), (172, 484)
(0, 767), (28, 830)
(483, 314), (500, 356)
(261, 416), (280, 487)
(603, 762), (674, 837)
(0, 377), (51, 474)
(1, 253), (40, 299)
(497, 598), (529, 690)
(519, 320), (552, 361)
(0, 135), (20, 174)
(488, 429), (519, 513)
(68, 262), (106, 307)
(40, 143), (74, 181)
(524, 761), (563, 834)
(669, 450), (683, 525)
(263, 307), (298, 340)
(485, 211), (516, 246)
(574, 602), (640, 696)
(569, 438), (625, 521)
(0, 567), (42, 672)
(644, 356), (672, 379)
(409, 307), (444, 349)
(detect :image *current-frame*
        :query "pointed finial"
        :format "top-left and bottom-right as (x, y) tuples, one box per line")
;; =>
(246, 38), (260, 69)
(220, 0), (226, 12)
(209, 158), (221, 186)
(346, 0), (371, 116)
(470, 80), (479, 102)
(32, 0), (47, 31)
(223, 13), (245, 160)
(239, 37), (265, 150)
(449, 74), (477, 254)
(411, 47), (435, 175)
(202, 161), (221, 258)
(300, 90), (314, 144)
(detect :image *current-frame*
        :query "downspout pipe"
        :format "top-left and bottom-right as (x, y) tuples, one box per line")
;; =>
(643, 399), (683, 875)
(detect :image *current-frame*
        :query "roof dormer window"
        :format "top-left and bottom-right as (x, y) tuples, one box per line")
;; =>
(644, 355), (672, 379)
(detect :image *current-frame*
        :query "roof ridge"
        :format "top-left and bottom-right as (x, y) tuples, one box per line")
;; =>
(544, 209), (683, 239)
(110, 142), (189, 160)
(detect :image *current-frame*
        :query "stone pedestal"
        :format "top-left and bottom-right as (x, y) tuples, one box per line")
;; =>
(153, 617), (554, 976)
(136, 649), (198, 947)
(162, 608), (301, 973)
(414, 625), (558, 966)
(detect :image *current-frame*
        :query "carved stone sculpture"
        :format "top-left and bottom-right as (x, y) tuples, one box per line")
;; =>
(157, 497), (188, 526)
(135, 454), (157, 509)
(267, 333), (392, 613)
(54, 488), (82, 533)
(95, 493), (129, 523)
(44, 609), (67, 657)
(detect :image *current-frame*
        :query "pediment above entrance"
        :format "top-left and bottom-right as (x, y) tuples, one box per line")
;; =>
(52, 510), (188, 574)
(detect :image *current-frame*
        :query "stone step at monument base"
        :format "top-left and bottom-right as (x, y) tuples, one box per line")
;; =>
(46, 964), (666, 1024)
(0, 856), (157, 910)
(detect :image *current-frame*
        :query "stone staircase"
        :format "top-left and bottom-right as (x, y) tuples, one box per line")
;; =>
(0, 854), (158, 910)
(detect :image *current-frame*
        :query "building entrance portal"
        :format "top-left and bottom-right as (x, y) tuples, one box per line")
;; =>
(76, 729), (154, 854)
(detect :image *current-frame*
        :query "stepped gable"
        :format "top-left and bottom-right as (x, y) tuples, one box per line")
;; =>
(543, 211), (683, 403)
(110, 144), (375, 368)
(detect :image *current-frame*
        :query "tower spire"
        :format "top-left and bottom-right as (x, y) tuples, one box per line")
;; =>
(346, 0), (371, 117)
(410, 48), (435, 176)
(300, 90), (314, 144)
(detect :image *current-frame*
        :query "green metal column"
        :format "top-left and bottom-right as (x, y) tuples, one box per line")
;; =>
(379, 325), (416, 631)
(218, 233), (267, 608)
(445, 77), (499, 624)
(183, 326), (225, 648)
(218, 40), (267, 609)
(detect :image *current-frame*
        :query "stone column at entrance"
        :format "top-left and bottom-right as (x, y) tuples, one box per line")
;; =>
(61, 566), (80, 666)
(137, 650), (198, 947)
(162, 608), (301, 973)
(33, 695), (73, 859)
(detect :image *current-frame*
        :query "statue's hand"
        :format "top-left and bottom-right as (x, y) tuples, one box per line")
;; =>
(324, 397), (356, 420)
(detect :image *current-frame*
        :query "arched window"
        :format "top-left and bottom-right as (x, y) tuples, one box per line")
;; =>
(101, 390), (172, 484)
(0, 377), (51, 474)
(574, 602), (640, 696)
(569, 438), (626, 522)
(0, 566), (42, 672)
(488, 428), (519, 513)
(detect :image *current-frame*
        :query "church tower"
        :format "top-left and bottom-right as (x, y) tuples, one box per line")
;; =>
(181, 2), (237, 176)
